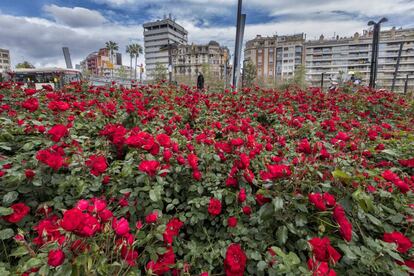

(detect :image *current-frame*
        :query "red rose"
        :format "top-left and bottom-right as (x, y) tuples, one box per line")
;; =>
(226, 177), (238, 188)
(383, 232), (413, 253)
(156, 133), (171, 147)
(25, 169), (35, 179)
(238, 188), (246, 203)
(333, 205), (352, 242)
(307, 259), (337, 276)
(2, 203), (30, 223)
(260, 164), (291, 181)
(98, 209), (113, 222)
(48, 249), (65, 267)
(36, 149), (65, 171)
(297, 138), (312, 154)
(308, 193), (326, 211)
(187, 153), (198, 169)
(193, 170), (202, 181)
(86, 155), (107, 176)
(146, 247), (175, 275)
(322, 193), (336, 207)
(208, 198), (222, 216)
(138, 160), (160, 177)
(24, 88), (37, 96)
(121, 246), (139, 266)
(228, 217), (238, 228)
(112, 217), (130, 236)
(60, 208), (83, 231)
(48, 124), (68, 142)
(255, 194), (271, 206)
(163, 218), (183, 245)
(224, 244), (247, 276)
(308, 237), (341, 264)
(22, 98), (39, 112)
(242, 206), (252, 216)
(145, 211), (159, 224)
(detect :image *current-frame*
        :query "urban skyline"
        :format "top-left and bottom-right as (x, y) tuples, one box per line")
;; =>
(1, 0), (414, 69)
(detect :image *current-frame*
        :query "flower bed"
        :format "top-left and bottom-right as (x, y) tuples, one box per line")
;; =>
(0, 82), (413, 275)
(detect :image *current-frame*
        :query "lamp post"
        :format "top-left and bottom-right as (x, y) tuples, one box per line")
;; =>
(404, 73), (413, 94)
(368, 17), (388, 89)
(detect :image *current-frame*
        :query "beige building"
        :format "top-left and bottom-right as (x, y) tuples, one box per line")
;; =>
(171, 41), (231, 82)
(305, 27), (414, 92)
(244, 34), (305, 82)
(0, 49), (11, 72)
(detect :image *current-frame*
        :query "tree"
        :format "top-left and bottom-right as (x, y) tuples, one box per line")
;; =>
(105, 41), (119, 77)
(117, 66), (128, 79)
(242, 60), (257, 88)
(16, 61), (35, 69)
(152, 63), (167, 83)
(126, 45), (134, 79)
(126, 44), (143, 81)
(293, 64), (307, 89)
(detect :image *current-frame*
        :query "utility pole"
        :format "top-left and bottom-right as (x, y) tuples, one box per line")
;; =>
(391, 42), (404, 92)
(368, 17), (388, 89)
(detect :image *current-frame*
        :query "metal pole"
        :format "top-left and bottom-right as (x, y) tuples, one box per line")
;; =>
(140, 64), (143, 83)
(168, 40), (172, 83)
(232, 0), (243, 88)
(321, 72), (325, 91)
(404, 74), (409, 94)
(235, 14), (246, 89)
(391, 42), (404, 92)
(373, 25), (380, 88)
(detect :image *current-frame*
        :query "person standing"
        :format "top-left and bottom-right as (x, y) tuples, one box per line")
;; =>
(197, 72), (204, 90)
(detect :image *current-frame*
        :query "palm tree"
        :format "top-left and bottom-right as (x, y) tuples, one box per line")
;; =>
(105, 41), (119, 77)
(130, 44), (143, 81)
(126, 45), (134, 80)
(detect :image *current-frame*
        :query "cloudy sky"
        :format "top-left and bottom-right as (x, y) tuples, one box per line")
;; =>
(1, 0), (414, 68)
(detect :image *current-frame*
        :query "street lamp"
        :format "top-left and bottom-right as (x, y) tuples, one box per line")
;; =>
(404, 73), (413, 94)
(368, 17), (388, 89)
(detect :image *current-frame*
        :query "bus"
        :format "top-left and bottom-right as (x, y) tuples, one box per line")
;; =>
(11, 68), (82, 89)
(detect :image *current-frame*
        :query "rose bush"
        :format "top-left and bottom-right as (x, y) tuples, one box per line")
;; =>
(0, 80), (413, 275)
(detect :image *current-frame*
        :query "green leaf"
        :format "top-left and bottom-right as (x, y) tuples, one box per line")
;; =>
(276, 226), (288, 245)
(0, 229), (14, 240)
(332, 169), (352, 184)
(0, 207), (13, 216)
(10, 246), (29, 257)
(366, 214), (382, 226)
(257, 260), (267, 271)
(23, 258), (43, 272)
(149, 190), (158, 202)
(273, 197), (284, 212)
(2, 191), (18, 205)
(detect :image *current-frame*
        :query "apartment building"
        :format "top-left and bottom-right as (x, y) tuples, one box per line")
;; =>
(244, 34), (305, 81)
(305, 27), (414, 92)
(0, 48), (11, 72)
(80, 48), (129, 78)
(171, 41), (230, 81)
(143, 16), (188, 79)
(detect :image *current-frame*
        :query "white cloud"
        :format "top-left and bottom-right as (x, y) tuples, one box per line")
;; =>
(43, 4), (108, 27)
(0, 11), (144, 68)
(1, 1), (414, 70)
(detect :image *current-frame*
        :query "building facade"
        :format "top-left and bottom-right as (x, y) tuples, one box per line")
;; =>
(0, 48), (11, 72)
(143, 17), (188, 79)
(80, 48), (129, 78)
(244, 34), (305, 82)
(304, 27), (414, 92)
(171, 41), (230, 81)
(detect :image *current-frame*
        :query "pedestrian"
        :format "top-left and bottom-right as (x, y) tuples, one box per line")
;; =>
(197, 72), (204, 90)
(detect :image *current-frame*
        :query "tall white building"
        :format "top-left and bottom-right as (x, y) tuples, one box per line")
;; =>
(143, 16), (188, 79)
(305, 27), (414, 92)
(0, 49), (11, 72)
